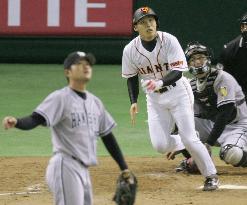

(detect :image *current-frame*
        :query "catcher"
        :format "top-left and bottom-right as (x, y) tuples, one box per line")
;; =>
(168, 42), (247, 173)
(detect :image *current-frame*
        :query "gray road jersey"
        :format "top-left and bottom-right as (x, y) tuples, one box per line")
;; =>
(35, 86), (116, 166)
(215, 69), (247, 123)
(193, 69), (247, 124)
(214, 70), (244, 106)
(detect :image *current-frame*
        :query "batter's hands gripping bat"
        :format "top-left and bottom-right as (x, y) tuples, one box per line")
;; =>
(141, 79), (163, 93)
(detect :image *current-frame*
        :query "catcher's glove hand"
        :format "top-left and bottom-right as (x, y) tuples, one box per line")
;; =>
(113, 169), (137, 205)
(175, 158), (200, 174)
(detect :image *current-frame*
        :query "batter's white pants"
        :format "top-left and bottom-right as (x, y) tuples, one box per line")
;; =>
(146, 77), (217, 177)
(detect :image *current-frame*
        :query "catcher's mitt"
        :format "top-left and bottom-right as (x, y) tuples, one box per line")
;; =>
(175, 158), (200, 174)
(185, 158), (200, 174)
(113, 170), (137, 205)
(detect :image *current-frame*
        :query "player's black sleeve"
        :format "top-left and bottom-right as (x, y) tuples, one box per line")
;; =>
(206, 103), (237, 146)
(101, 132), (128, 171)
(161, 70), (182, 86)
(127, 75), (139, 104)
(15, 112), (46, 130)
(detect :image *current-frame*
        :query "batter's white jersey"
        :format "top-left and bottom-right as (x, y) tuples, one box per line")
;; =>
(122, 31), (188, 83)
(121, 31), (217, 178)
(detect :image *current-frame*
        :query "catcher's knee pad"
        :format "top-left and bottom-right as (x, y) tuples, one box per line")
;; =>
(220, 144), (247, 167)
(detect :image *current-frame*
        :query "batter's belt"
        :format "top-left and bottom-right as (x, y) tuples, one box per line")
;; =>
(154, 82), (176, 93)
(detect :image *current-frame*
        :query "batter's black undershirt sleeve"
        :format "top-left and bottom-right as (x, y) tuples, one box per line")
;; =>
(102, 132), (128, 171)
(181, 149), (192, 159)
(15, 112), (46, 130)
(161, 70), (182, 86)
(206, 103), (236, 146)
(127, 75), (139, 104)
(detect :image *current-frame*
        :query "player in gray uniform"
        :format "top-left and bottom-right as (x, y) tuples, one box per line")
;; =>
(175, 42), (247, 172)
(2, 51), (135, 205)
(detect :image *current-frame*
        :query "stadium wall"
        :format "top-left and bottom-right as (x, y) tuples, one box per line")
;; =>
(0, 0), (246, 64)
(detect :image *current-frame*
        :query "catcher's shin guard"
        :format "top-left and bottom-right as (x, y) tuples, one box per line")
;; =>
(220, 144), (247, 167)
(236, 151), (247, 167)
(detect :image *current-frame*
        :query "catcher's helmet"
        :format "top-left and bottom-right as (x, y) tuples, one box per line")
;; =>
(184, 42), (212, 76)
(133, 7), (159, 26)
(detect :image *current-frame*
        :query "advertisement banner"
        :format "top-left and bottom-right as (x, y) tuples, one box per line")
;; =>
(0, 0), (133, 36)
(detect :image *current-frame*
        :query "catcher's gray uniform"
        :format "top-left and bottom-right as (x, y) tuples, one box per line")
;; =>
(192, 68), (247, 166)
(36, 87), (116, 205)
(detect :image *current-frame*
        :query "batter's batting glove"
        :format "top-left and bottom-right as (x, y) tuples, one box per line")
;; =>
(141, 79), (163, 93)
(113, 169), (138, 205)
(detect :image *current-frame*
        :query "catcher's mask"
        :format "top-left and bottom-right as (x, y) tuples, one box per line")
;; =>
(184, 42), (212, 77)
(133, 7), (159, 28)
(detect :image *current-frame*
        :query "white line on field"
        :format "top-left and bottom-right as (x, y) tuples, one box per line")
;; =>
(0, 183), (43, 197)
(0, 191), (41, 196)
(198, 184), (247, 190)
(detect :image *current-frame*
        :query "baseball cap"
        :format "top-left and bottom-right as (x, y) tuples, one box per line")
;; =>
(63, 51), (96, 69)
(239, 12), (247, 24)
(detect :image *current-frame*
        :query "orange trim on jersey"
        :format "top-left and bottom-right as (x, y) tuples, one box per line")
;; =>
(170, 61), (184, 68)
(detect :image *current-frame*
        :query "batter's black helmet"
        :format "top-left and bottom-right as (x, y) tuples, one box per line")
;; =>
(133, 7), (159, 26)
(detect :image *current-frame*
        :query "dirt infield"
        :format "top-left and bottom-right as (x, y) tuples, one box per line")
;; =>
(0, 156), (247, 205)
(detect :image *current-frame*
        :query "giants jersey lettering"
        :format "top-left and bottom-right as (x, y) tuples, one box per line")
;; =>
(122, 31), (188, 81)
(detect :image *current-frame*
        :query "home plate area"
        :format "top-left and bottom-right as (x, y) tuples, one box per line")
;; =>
(1, 157), (247, 205)
(198, 184), (247, 190)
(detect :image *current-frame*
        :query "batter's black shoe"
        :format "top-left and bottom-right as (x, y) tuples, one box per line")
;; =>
(203, 175), (219, 191)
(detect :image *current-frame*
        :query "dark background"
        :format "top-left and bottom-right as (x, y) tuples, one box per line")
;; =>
(0, 0), (246, 64)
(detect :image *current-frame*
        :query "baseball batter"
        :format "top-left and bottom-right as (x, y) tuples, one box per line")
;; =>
(122, 6), (219, 191)
(185, 42), (247, 168)
(2, 51), (134, 205)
